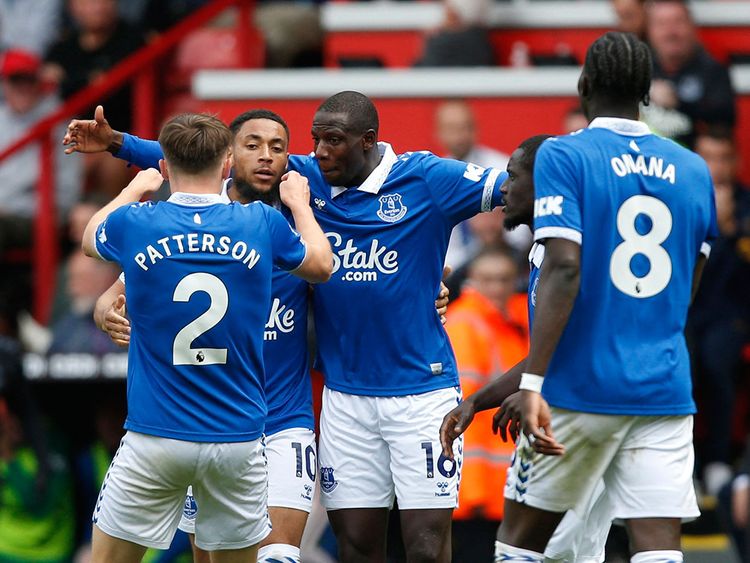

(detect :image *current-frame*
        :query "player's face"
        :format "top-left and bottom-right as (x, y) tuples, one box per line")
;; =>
(231, 118), (289, 204)
(501, 148), (534, 230)
(311, 111), (369, 186)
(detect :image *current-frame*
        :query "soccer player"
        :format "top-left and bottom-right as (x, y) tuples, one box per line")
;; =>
(440, 134), (614, 563)
(492, 32), (716, 563)
(65, 92), (508, 562)
(80, 113), (332, 563)
(91, 109), (322, 563)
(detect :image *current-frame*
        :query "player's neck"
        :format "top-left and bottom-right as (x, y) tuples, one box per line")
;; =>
(586, 101), (640, 122)
(170, 177), (224, 196)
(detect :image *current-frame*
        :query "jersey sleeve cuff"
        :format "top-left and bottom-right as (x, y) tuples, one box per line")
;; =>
(288, 240), (309, 274)
(700, 242), (711, 258)
(534, 226), (582, 245)
(482, 169), (505, 212)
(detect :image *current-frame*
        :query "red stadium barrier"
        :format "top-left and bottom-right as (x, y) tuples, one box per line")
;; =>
(0, 0), (259, 323)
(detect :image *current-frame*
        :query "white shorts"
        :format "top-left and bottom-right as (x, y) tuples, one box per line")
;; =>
(94, 431), (271, 551)
(179, 428), (316, 534)
(504, 409), (699, 520)
(318, 386), (463, 511)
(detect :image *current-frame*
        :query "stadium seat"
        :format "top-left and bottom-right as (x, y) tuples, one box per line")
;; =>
(168, 26), (265, 91)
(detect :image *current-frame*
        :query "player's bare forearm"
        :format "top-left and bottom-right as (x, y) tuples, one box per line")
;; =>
(468, 359), (525, 412)
(82, 169), (164, 258)
(524, 238), (580, 376)
(690, 254), (707, 303)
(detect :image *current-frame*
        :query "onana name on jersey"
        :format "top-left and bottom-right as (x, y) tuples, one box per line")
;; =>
(610, 154), (676, 185)
(131, 232), (262, 272)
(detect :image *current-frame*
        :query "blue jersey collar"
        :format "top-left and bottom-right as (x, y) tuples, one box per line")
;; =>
(331, 142), (397, 198)
(588, 117), (651, 137)
(168, 191), (228, 206)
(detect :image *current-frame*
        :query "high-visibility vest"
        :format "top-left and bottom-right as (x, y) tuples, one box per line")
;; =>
(445, 288), (529, 521)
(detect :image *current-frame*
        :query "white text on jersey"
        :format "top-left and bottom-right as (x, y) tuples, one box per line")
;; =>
(610, 154), (676, 185)
(133, 233), (261, 272)
(264, 298), (295, 341)
(327, 231), (398, 282)
(534, 196), (563, 218)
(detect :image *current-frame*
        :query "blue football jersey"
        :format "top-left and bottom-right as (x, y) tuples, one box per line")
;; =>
(532, 118), (718, 415)
(94, 192), (307, 442)
(264, 208), (313, 435)
(290, 143), (506, 396)
(114, 136), (506, 397)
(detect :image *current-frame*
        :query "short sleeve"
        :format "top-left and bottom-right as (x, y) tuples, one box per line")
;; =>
(94, 205), (130, 263)
(115, 133), (164, 170)
(420, 153), (507, 225)
(262, 205), (308, 271)
(532, 140), (583, 245)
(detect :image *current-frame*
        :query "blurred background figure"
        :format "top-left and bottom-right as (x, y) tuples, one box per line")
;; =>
(0, 0), (62, 56)
(0, 316), (75, 563)
(690, 126), (750, 497)
(435, 99), (517, 273)
(445, 246), (528, 563)
(415, 0), (495, 67)
(717, 435), (750, 562)
(611, 0), (647, 40)
(255, 2), (323, 68)
(562, 105), (589, 134)
(643, 0), (735, 146)
(44, 0), (143, 194)
(47, 250), (120, 355)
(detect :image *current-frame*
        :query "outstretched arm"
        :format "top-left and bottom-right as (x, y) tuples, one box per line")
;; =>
(63, 105), (164, 169)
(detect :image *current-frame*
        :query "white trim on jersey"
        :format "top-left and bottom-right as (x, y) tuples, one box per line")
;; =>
(481, 168), (502, 212)
(700, 242), (712, 258)
(528, 242), (546, 269)
(534, 226), (582, 245)
(588, 117), (651, 137)
(167, 192), (227, 206)
(331, 142), (397, 198)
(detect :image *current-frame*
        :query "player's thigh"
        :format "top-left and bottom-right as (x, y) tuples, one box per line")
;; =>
(191, 437), (271, 552)
(327, 507), (390, 560)
(505, 409), (632, 513)
(91, 524), (148, 563)
(94, 432), (193, 549)
(318, 387), (393, 510)
(209, 544), (260, 563)
(545, 480), (611, 563)
(382, 386), (462, 511)
(399, 508), (453, 563)
(605, 415), (699, 522)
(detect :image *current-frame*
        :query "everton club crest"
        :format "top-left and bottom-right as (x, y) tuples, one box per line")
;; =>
(377, 193), (407, 223)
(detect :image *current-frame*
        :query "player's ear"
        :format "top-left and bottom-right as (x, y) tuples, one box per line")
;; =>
(159, 159), (170, 182)
(221, 154), (232, 180)
(362, 129), (377, 151)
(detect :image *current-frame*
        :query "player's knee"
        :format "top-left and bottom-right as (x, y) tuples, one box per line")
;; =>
(402, 530), (448, 563)
(257, 543), (301, 563)
(630, 550), (683, 563)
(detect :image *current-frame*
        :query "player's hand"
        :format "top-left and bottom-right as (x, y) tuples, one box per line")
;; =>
(492, 391), (523, 443)
(103, 294), (130, 347)
(732, 479), (749, 528)
(63, 105), (120, 154)
(124, 168), (164, 198)
(520, 390), (565, 456)
(279, 171), (311, 211)
(439, 398), (475, 460)
(436, 266), (452, 324)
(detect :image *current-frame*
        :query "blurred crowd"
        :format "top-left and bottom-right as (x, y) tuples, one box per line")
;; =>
(0, 0), (747, 561)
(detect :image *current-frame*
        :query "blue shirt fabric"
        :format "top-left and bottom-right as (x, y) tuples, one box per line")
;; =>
(532, 118), (718, 416)
(115, 136), (506, 397)
(95, 193), (307, 442)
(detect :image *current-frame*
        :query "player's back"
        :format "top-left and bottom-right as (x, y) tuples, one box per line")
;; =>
(103, 197), (280, 442)
(533, 120), (716, 415)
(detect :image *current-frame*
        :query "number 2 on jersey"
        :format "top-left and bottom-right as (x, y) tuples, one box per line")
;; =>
(609, 195), (672, 298)
(173, 272), (229, 365)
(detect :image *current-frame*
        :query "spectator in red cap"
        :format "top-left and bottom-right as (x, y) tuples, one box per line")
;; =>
(0, 48), (82, 310)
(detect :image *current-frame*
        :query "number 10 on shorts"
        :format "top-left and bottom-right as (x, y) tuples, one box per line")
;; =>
(421, 442), (456, 479)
